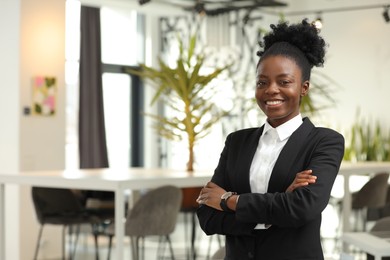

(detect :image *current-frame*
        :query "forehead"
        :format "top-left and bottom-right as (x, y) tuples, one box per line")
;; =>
(257, 55), (302, 76)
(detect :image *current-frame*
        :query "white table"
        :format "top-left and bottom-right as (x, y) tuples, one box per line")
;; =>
(338, 162), (390, 232)
(0, 168), (213, 260)
(342, 231), (390, 260)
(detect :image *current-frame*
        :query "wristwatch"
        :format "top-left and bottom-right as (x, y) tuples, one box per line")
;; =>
(220, 191), (237, 212)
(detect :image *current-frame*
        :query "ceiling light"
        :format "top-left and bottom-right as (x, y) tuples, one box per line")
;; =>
(383, 6), (390, 23)
(194, 2), (206, 16)
(313, 13), (323, 30)
(138, 0), (151, 5)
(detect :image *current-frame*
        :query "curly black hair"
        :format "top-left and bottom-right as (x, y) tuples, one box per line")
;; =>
(257, 19), (327, 81)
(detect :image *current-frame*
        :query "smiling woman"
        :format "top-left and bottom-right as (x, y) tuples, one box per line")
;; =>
(196, 19), (344, 260)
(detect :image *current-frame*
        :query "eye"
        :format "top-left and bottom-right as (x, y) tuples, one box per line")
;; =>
(256, 80), (267, 88)
(279, 80), (291, 87)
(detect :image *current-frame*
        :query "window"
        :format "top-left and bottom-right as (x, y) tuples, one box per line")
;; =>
(65, 0), (144, 169)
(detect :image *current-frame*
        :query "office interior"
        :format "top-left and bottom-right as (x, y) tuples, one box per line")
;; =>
(1, 0), (390, 259)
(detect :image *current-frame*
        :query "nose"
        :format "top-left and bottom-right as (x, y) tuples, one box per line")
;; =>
(265, 82), (279, 94)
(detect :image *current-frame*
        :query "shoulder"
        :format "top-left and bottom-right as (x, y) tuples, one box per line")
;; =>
(229, 127), (259, 136)
(227, 127), (261, 139)
(301, 117), (344, 144)
(224, 127), (262, 146)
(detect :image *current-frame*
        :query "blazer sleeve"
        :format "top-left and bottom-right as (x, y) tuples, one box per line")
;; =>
(197, 131), (258, 236)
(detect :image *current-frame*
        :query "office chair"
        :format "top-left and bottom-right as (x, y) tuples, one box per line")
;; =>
(351, 172), (389, 231)
(367, 185), (390, 221)
(106, 185), (182, 260)
(367, 216), (390, 260)
(31, 187), (100, 260)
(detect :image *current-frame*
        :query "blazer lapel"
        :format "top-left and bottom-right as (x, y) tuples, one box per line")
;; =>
(267, 118), (315, 193)
(235, 126), (263, 193)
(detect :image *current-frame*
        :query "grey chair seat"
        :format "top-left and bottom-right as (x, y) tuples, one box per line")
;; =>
(105, 185), (182, 260)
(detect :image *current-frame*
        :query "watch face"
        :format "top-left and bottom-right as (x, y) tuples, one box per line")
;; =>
(221, 191), (233, 200)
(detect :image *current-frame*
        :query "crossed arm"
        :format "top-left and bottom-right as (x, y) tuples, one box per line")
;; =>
(196, 169), (316, 212)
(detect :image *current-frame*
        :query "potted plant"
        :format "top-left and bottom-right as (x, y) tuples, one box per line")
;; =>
(126, 34), (231, 229)
(126, 33), (230, 172)
(344, 112), (390, 162)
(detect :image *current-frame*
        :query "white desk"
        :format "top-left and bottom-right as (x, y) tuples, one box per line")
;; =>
(0, 168), (213, 260)
(342, 231), (390, 260)
(338, 162), (390, 232)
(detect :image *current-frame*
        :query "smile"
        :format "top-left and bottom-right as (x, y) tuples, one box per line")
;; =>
(266, 100), (283, 105)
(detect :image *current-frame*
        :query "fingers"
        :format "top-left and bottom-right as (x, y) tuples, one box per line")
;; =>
(196, 182), (213, 205)
(204, 181), (218, 188)
(196, 182), (225, 210)
(196, 194), (207, 205)
(286, 169), (316, 192)
(296, 170), (316, 180)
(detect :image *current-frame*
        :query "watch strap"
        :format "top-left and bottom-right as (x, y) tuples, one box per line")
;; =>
(220, 192), (237, 212)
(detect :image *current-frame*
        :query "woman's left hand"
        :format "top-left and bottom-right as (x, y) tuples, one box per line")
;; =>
(196, 181), (226, 210)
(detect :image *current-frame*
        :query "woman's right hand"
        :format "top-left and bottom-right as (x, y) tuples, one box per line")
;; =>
(286, 169), (316, 192)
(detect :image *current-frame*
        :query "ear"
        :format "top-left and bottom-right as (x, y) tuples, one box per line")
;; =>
(301, 81), (310, 97)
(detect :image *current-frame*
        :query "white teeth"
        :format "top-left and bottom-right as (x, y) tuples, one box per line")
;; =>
(266, 100), (282, 105)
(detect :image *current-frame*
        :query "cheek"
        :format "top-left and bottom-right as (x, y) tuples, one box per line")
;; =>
(255, 88), (263, 100)
(255, 90), (266, 110)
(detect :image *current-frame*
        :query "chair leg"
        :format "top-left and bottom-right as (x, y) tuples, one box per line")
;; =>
(107, 235), (113, 260)
(71, 224), (81, 260)
(62, 225), (67, 260)
(91, 224), (100, 260)
(191, 210), (197, 260)
(93, 232), (99, 260)
(141, 237), (145, 260)
(183, 212), (190, 259)
(156, 236), (165, 260)
(130, 236), (140, 260)
(33, 225), (44, 260)
(166, 235), (175, 260)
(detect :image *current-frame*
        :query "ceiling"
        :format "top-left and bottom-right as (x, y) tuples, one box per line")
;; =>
(144, 0), (288, 15)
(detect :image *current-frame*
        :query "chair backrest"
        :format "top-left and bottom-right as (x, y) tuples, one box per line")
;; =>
(370, 216), (390, 232)
(211, 246), (225, 260)
(31, 187), (84, 224)
(352, 172), (390, 209)
(125, 185), (182, 237)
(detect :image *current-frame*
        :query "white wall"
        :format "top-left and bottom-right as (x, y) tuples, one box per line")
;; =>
(0, 1), (21, 259)
(20, 0), (66, 172)
(283, 0), (390, 133)
(19, 0), (66, 258)
(0, 0), (66, 259)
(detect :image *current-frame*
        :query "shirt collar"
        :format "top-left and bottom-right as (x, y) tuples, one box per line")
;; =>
(263, 114), (303, 141)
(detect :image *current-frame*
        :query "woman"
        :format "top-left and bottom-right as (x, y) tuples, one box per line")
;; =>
(196, 19), (345, 259)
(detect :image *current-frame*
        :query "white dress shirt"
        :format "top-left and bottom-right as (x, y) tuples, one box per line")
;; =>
(249, 114), (303, 229)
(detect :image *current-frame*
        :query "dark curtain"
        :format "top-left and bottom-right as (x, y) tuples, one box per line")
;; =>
(79, 6), (113, 200)
(79, 5), (109, 169)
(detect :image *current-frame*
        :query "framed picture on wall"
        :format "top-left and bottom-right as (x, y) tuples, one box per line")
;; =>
(32, 76), (56, 116)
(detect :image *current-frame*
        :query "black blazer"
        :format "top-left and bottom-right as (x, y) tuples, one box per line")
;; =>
(197, 118), (344, 260)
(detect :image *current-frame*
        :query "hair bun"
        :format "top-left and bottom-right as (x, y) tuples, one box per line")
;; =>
(258, 19), (326, 67)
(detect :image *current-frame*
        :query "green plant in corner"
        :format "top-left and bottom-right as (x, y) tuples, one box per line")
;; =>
(125, 34), (230, 172)
(344, 112), (390, 162)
